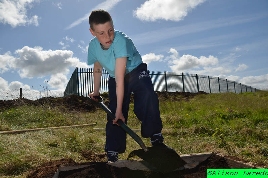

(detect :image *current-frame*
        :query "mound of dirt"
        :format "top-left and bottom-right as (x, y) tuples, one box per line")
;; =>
(0, 95), (97, 112)
(156, 91), (207, 101)
(0, 92), (206, 112)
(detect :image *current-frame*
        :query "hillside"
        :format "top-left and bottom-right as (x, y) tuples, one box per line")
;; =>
(0, 91), (267, 178)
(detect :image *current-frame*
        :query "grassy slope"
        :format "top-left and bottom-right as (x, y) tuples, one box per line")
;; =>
(0, 91), (267, 177)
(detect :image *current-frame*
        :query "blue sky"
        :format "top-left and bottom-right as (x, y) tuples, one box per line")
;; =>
(0, 0), (268, 99)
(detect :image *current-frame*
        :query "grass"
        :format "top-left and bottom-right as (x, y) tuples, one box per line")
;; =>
(0, 91), (268, 177)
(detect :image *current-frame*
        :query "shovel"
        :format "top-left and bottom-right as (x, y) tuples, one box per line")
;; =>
(91, 96), (186, 173)
(92, 96), (148, 152)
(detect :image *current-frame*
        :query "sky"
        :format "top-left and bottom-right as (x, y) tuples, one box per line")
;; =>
(0, 0), (268, 99)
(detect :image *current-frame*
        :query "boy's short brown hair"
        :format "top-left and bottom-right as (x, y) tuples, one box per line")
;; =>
(89, 9), (113, 30)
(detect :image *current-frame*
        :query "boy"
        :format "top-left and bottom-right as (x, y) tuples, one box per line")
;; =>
(88, 9), (164, 163)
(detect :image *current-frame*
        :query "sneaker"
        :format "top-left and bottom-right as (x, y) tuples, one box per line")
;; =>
(107, 151), (118, 163)
(150, 133), (164, 146)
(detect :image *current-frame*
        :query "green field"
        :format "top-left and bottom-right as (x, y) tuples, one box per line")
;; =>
(0, 91), (268, 177)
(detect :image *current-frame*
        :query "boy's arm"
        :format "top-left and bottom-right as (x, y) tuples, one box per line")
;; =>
(89, 61), (102, 99)
(114, 57), (127, 124)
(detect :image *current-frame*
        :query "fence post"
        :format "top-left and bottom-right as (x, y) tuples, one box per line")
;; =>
(91, 68), (94, 92)
(82, 68), (85, 96)
(76, 68), (79, 96)
(208, 76), (211, 93)
(87, 68), (91, 95)
(164, 71), (168, 92)
(182, 72), (185, 92)
(218, 77), (220, 93)
(226, 79), (228, 92)
(20, 88), (22, 99)
(80, 68), (83, 96)
(196, 74), (199, 92)
(234, 82), (236, 93)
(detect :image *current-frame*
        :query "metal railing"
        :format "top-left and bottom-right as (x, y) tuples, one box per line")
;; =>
(64, 67), (257, 97)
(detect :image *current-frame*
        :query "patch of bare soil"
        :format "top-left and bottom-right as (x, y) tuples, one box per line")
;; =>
(0, 95), (98, 112)
(26, 152), (254, 178)
(0, 91), (206, 112)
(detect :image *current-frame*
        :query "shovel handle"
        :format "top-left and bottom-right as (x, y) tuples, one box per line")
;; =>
(92, 96), (148, 152)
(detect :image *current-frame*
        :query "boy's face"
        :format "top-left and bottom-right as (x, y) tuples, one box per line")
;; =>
(90, 21), (114, 49)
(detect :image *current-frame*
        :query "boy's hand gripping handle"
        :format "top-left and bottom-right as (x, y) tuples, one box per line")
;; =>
(92, 96), (148, 152)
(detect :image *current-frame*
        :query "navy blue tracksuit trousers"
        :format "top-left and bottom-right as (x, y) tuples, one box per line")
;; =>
(105, 63), (163, 153)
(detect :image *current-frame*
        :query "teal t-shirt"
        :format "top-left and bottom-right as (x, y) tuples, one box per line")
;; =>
(87, 31), (142, 77)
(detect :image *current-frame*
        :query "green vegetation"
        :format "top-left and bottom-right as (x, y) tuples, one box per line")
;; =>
(0, 91), (268, 177)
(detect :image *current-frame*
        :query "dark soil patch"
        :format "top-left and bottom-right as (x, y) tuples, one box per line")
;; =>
(26, 152), (254, 178)
(0, 95), (98, 112)
(0, 91), (206, 112)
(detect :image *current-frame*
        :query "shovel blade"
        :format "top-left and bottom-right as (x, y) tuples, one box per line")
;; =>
(128, 146), (186, 173)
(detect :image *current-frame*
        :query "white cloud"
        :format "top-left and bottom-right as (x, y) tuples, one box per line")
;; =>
(170, 54), (199, 71)
(199, 56), (219, 66)
(65, 0), (122, 30)
(59, 41), (70, 50)
(0, 77), (63, 100)
(65, 36), (75, 43)
(77, 41), (88, 54)
(0, 0), (39, 27)
(0, 52), (14, 73)
(235, 64), (248, 72)
(142, 53), (164, 64)
(239, 74), (268, 90)
(235, 46), (241, 52)
(28, 15), (39, 26)
(202, 66), (231, 76)
(167, 48), (233, 77)
(59, 41), (66, 48)
(75, 61), (89, 68)
(1, 46), (89, 91)
(0, 77), (9, 90)
(168, 48), (179, 60)
(161, 48), (268, 90)
(0, 78), (35, 100)
(9, 81), (31, 90)
(9, 46), (82, 78)
(78, 44), (88, 53)
(59, 36), (75, 49)
(134, 0), (206, 21)
(168, 48), (219, 72)
(0, 77), (30, 91)
(225, 75), (241, 82)
(53, 2), (62, 9)
(48, 73), (68, 89)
